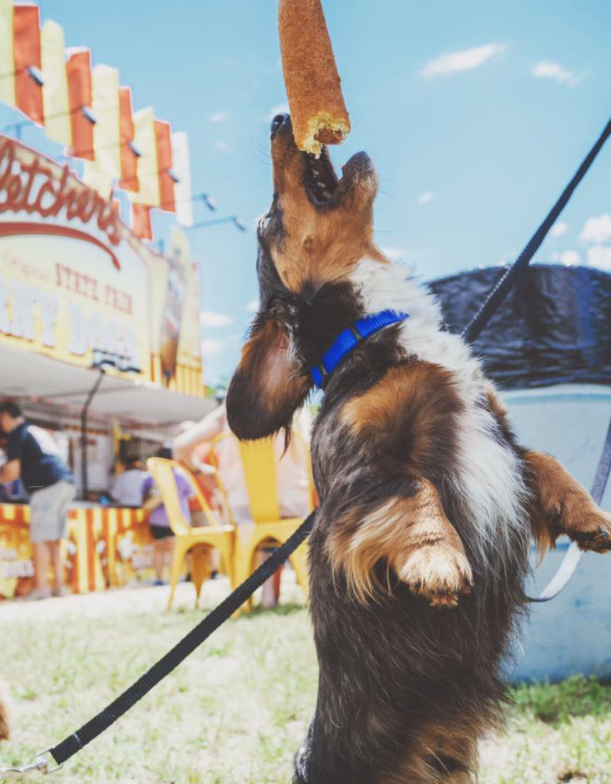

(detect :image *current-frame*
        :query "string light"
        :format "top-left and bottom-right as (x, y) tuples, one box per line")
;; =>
(198, 193), (217, 211)
(187, 215), (247, 233)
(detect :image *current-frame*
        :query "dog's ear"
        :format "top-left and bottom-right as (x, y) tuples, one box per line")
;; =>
(226, 318), (310, 440)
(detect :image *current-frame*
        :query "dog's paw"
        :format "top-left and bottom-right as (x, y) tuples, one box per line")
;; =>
(397, 544), (473, 609)
(564, 504), (611, 553)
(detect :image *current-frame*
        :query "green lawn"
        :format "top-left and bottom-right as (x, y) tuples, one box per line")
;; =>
(0, 581), (610, 783)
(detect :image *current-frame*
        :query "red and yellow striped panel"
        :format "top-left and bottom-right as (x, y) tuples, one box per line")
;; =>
(41, 20), (71, 145)
(13, 4), (43, 125)
(0, 0), (15, 108)
(131, 107), (160, 207)
(155, 119), (175, 213)
(148, 357), (204, 396)
(131, 203), (153, 241)
(66, 48), (94, 161)
(82, 63), (121, 197)
(0, 504), (154, 600)
(119, 86), (139, 192)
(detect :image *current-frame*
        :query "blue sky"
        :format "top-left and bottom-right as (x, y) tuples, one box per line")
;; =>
(3, 0), (611, 385)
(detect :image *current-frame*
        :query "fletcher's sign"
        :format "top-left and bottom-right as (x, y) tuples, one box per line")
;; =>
(0, 135), (151, 376)
(0, 135), (122, 269)
(0, 134), (204, 395)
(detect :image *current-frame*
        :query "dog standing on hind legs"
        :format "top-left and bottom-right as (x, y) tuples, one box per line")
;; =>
(226, 113), (611, 784)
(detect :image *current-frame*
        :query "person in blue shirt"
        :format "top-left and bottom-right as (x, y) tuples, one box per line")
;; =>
(0, 402), (75, 600)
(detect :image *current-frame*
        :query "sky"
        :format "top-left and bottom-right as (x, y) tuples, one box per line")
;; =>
(3, 0), (611, 386)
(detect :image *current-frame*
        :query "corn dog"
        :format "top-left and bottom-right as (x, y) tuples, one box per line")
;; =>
(278, 0), (350, 157)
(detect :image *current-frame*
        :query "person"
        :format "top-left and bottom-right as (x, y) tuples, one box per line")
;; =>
(172, 402), (311, 607)
(141, 446), (195, 585)
(0, 402), (75, 600)
(110, 458), (146, 507)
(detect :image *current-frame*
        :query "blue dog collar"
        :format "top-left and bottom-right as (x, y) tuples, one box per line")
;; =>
(311, 309), (409, 388)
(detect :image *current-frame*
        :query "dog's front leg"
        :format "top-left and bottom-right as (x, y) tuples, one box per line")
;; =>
(325, 476), (473, 608)
(524, 450), (611, 554)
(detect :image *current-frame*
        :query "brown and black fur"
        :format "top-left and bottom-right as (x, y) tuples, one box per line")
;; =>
(226, 114), (611, 783)
(0, 691), (9, 742)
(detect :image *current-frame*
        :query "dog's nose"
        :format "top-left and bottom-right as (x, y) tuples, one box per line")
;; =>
(270, 113), (289, 137)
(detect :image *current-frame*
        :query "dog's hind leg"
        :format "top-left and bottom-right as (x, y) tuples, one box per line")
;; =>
(325, 476), (473, 608)
(523, 450), (611, 555)
(387, 721), (478, 784)
(484, 386), (611, 556)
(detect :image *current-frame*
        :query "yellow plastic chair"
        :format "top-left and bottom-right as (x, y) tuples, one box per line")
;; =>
(212, 435), (313, 611)
(146, 457), (235, 610)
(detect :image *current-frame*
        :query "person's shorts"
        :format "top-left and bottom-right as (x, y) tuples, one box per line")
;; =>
(150, 524), (174, 541)
(29, 480), (76, 543)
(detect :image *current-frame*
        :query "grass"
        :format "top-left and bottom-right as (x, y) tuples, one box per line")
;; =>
(1, 580), (610, 784)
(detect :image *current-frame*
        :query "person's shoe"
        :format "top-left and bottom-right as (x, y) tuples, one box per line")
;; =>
(52, 587), (69, 598)
(25, 589), (51, 601)
(153, 579), (164, 587)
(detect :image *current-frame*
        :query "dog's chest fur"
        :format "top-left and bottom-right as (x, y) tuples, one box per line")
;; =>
(312, 259), (529, 564)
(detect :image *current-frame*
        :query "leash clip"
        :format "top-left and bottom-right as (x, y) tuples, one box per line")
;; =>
(0, 750), (62, 780)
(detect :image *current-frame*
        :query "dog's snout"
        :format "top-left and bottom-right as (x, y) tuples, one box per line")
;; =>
(270, 113), (289, 137)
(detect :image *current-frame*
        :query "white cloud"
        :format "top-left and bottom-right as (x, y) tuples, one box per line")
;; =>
(200, 311), (233, 328)
(532, 61), (579, 87)
(215, 140), (231, 151)
(201, 338), (226, 357)
(580, 214), (611, 245)
(381, 246), (407, 262)
(586, 245), (611, 271)
(419, 44), (505, 78)
(267, 103), (289, 122)
(210, 111), (230, 124)
(561, 250), (580, 266)
(246, 297), (259, 313)
(550, 221), (568, 238)
(417, 191), (434, 205)
(550, 249), (579, 265)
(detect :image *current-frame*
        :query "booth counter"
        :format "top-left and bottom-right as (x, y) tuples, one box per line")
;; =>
(0, 502), (155, 600)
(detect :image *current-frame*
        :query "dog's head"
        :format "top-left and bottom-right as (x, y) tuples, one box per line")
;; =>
(227, 113), (386, 440)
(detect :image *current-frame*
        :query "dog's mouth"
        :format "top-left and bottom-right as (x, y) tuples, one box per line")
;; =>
(302, 147), (339, 205)
(270, 112), (375, 209)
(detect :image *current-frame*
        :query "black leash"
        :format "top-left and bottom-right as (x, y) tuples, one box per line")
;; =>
(458, 112), (611, 603)
(47, 512), (315, 769)
(4, 117), (611, 779)
(462, 114), (611, 345)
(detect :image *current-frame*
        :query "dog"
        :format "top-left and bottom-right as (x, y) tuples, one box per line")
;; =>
(226, 113), (611, 784)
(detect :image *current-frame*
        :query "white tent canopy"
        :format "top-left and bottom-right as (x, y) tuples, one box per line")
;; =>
(0, 343), (214, 427)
